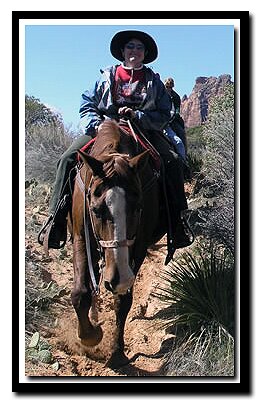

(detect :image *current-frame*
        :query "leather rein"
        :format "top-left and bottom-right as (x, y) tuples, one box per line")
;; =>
(75, 164), (136, 295)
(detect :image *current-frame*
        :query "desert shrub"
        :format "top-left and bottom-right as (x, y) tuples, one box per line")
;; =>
(25, 95), (81, 183)
(154, 242), (234, 334)
(186, 125), (204, 151)
(192, 85), (235, 252)
(25, 95), (60, 135)
(153, 241), (234, 376)
(201, 85), (234, 196)
(185, 126), (205, 175)
(25, 124), (73, 183)
(186, 151), (203, 175)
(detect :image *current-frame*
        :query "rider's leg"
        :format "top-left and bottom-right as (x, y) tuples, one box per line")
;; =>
(39, 134), (92, 249)
(163, 126), (186, 160)
(149, 133), (193, 257)
(164, 125), (191, 181)
(171, 118), (187, 152)
(49, 135), (91, 214)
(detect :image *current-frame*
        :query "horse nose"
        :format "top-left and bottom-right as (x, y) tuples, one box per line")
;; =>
(104, 268), (120, 293)
(104, 260), (135, 295)
(104, 280), (114, 293)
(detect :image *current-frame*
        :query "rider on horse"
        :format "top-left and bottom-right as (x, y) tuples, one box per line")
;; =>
(39, 30), (193, 259)
(163, 77), (187, 160)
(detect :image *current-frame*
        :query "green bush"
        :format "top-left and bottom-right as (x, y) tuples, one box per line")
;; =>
(154, 242), (234, 334)
(185, 126), (205, 175)
(153, 241), (234, 376)
(186, 151), (203, 175)
(186, 126), (204, 148)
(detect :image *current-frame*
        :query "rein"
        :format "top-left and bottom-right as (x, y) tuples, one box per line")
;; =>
(86, 161), (136, 250)
(76, 169), (100, 295)
(75, 159), (137, 295)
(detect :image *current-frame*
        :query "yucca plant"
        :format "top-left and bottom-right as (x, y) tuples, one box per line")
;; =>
(153, 241), (235, 376)
(154, 242), (234, 333)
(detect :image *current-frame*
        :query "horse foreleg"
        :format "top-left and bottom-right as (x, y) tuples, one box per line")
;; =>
(106, 291), (133, 368)
(72, 237), (103, 347)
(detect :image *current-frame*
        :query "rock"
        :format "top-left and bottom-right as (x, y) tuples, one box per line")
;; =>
(28, 332), (40, 348)
(180, 74), (233, 128)
(51, 361), (60, 371)
(37, 349), (53, 364)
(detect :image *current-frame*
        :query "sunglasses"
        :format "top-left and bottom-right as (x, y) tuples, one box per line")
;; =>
(125, 42), (145, 51)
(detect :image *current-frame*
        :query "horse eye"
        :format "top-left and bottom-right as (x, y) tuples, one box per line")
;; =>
(91, 203), (111, 221)
(91, 206), (101, 217)
(94, 185), (104, 197)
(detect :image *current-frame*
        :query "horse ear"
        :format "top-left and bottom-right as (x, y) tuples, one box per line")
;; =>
(78, 150), (104, 177)
(129, 150), (149, 172)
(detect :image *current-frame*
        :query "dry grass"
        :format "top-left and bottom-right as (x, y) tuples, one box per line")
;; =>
(165, 325), (234, 376)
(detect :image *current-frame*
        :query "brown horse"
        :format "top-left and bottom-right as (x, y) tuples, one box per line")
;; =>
(70, 119), (167, 366)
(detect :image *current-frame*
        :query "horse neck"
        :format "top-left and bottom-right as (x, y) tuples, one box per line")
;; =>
(91, 122), (121, 159)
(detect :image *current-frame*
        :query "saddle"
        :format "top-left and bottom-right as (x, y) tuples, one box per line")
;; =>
(78, 120), (161, 174)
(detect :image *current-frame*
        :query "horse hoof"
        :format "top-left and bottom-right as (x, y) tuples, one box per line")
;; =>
(79, 325), (103, 347)
(106, 350), (129, 369)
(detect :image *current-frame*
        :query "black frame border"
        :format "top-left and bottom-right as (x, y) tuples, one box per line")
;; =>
(13, 10), (250, 395)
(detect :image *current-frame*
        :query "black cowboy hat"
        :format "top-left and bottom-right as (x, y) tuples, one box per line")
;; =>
(110, 30), (158, 64)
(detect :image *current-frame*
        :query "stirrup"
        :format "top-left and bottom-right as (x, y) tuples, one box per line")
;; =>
(38, 214), (67, 250)
(38, 194), (70, 248)
(164, 217), (195, 265)
(38, 217), (67, 255)
(38, 214), (53, 246)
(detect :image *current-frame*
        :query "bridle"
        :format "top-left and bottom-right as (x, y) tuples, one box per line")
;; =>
(98, 238), (135, 249)
(75, 163), (141, 295)
(85, 153), (140, 250)
(88, 181), (136, 251)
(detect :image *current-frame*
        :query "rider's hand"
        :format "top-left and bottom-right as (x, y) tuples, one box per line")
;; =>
(118, 107), (136, 119)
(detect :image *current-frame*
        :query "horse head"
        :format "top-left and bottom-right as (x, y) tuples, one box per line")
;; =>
(79, 144), (149, 295)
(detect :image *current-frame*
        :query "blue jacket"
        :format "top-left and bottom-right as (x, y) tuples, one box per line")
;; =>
(79, 65), (172, 135)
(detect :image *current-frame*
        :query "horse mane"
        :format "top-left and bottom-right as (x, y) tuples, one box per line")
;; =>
(87, 120), (140, 194)
(89, 120), (134, 181)
(91, 120), (121, 158)
(103, 154), (131, 179)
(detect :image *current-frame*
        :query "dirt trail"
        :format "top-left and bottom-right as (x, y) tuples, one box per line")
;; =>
(25, 206), (176, 377)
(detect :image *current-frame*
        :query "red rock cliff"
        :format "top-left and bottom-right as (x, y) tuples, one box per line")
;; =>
(180, 74), (233, 128)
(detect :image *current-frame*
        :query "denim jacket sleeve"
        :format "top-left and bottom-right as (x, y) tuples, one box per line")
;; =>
(134, 70), (172, 131)
(79, 66), (116, 135)
(79, 80), (104, 135)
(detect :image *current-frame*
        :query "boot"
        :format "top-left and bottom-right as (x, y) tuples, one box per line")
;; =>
(173, 214), (194, 249)
(165, 214), (194, 265)
(38, 214), (68, 250)
(47, 217), (67, 249)
(163, 158), (194, 264)
(38, 194), (70, 250)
